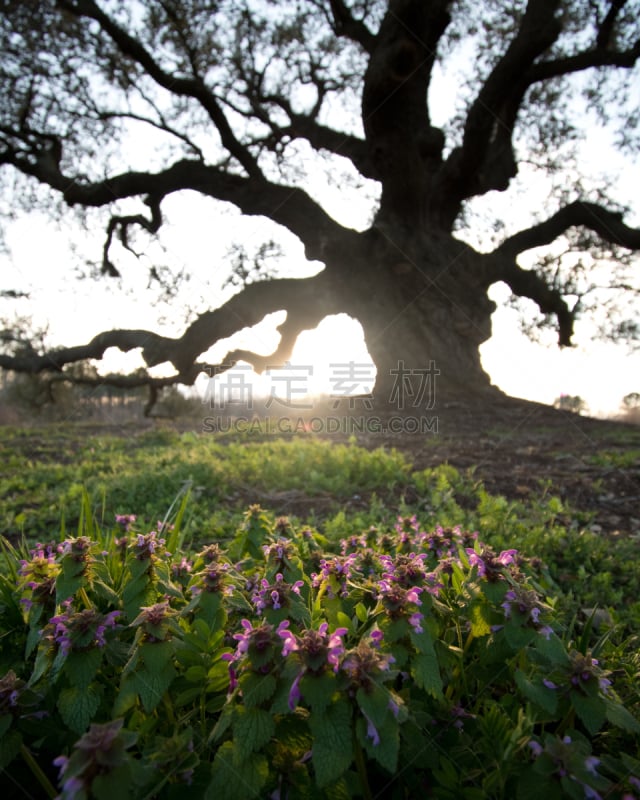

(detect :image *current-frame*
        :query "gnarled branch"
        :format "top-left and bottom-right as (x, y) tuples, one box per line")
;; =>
(435, 0), (562, 223)
(493, 201), (640, 259)
(0, 271), (343, 388)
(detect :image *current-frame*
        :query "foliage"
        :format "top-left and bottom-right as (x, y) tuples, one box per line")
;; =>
(553, 395), (587, 415)
(1, 494), (639, 799)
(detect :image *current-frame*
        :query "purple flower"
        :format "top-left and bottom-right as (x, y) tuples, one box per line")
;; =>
(115, 513), (137, 531)
(278, 622), (347, 674)
(543, 678), (558, 690)
(528, 740), (543, 757)
(408, 612), (424, 634)
(584, 756), (600, 776)
(364, 713), (380, 746)
(465, 546), (519, 581)
(288, 671), (303, 711)
(341, 640), (396, 691)
(252, 573), (303, 613)
(133, 532), (164, 560)
(46, 608), (120, 655)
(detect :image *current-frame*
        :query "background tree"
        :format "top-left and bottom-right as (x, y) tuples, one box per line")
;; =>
(553, 393), (587, 414)
(1, 0), (639, 408)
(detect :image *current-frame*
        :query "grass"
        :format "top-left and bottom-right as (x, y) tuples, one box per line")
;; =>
(2, 423), (639, 634)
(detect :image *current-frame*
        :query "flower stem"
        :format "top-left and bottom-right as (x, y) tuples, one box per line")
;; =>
(353, 731), (373, 800)
(78, 586), (93, 609)
(20, 743), (58, 799)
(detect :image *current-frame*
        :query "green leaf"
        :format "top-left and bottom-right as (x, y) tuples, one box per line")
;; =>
(335, 611), (353, 631)
(64, 648), (102, 689)
(113, 675), (139, 716)
(514, 671), (558, 714)
(140, 641), (175, 675)
(194, 592), (227, 629)
(309, 701), (353, 788)
(233, 707), (275, 762)
(380, 616), (409, 642)
(570, 691), (606, 735)
(356, 685), (391, 729)
(504, 623), (535, 649)
(354, 603), (368, 623)
(299, 671), (337, 713)
(357, 714), (400, 774)
(239, 672), (276, 708)
(517, 767), (563, 800)
(410, 631), (443, 699)
(58, 685), (101, 733)
(206, 742), (268, 800)
(605, 700), (640, 733)
(185, 665), (207, 683)
(136, 664), (176, 712)
(0, 715), (11, 738)
(469, 602), (492, 637)
(535, 632), (570, 666)
(92, 764), (135, 800)
(0, 729), (21, 770)
(356, 686), (400, 773)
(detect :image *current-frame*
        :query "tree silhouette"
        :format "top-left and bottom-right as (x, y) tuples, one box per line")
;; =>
(1, 0), (639, 408)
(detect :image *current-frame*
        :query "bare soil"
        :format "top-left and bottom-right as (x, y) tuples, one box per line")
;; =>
(353, 395), (640, 538)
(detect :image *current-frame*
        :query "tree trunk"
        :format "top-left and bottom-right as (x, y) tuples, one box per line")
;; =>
(334, 228), (503, 410)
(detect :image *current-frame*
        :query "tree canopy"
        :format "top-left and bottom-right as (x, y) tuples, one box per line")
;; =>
(1, 0), (639, 408)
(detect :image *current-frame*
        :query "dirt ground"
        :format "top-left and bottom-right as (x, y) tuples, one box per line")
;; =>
(348, 394), (640, 538)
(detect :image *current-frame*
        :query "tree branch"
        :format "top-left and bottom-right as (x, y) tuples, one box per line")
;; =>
(493, 201), (640, 259)
(0, 272), (342, 385)
(57, 0), (262, 178)
(527, 39), (640, 81)
(284, 115), (378, 179)
(102, 196), (163, 277)
(327, 0), (376, 53)
(497, 261), (576, 345)
(2, 148), (345, 263)
(435, 0), (562, 223)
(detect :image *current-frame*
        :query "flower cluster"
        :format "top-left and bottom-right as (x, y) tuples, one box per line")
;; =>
(527, 735), (608, 800)
(0, 670), (23, 714)
(466, 545), (519, 581)
(251, 572), (303, 613)
(18, 543), (59, 616)
(426, 525), (478, 559)
(46, 606), (121, 656)
(377, 579), (425, 632)
(500, 584), (553, 638)
(130, 601), (177, 643)
(192, 561), (230, 595)
(341, 638), (395, 691)
(277, 621), (348, 709)
(115, 513), (137, 532)
(222, 619), (283, 689)
(262, 537), (297, 571)
(132, 531), (165, 561)
(53, 719), (137, 800)
(311, 554), (357, 598)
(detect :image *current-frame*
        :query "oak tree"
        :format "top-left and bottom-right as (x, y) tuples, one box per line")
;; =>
(1, 0), (639, 408)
